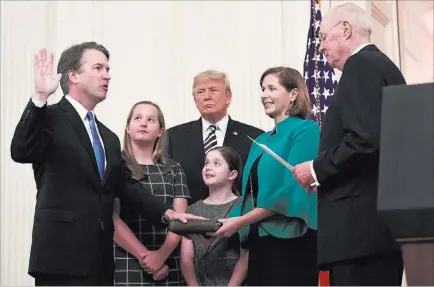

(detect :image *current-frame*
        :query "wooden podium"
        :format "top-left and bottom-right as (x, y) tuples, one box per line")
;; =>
(378, 83), (434, 286)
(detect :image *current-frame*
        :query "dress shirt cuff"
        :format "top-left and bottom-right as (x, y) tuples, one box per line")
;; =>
(32, 97), (47, 108)
(161, 212), (170, 224)
(310, 161), (320, 186)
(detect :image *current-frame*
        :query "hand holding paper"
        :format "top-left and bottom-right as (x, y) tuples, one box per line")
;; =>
(247, 136), (294, 171)
(293, 161), (317, 190)
(247, 136), (318, 189)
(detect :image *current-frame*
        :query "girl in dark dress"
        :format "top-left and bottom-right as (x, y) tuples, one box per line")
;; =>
(113, 101), (190, 286)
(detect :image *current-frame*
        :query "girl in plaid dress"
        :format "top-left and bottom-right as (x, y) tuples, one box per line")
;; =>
(113, 101), (190, 286)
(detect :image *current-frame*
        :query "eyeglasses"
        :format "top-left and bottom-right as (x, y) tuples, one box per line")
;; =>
(319, 21), (343, 42)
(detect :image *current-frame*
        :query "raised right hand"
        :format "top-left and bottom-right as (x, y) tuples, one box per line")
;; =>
(34, 49), (62, 101)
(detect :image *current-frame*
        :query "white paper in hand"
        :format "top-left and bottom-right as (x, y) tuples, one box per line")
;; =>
(247, 136), (294, 171)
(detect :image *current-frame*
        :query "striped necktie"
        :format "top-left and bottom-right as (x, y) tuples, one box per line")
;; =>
(204, 124), (218, 154)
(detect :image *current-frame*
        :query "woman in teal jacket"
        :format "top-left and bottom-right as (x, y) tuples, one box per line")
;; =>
(214, 67), (320, 285)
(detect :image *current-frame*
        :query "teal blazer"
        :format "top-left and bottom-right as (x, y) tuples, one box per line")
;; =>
(230, 116), (320, 242)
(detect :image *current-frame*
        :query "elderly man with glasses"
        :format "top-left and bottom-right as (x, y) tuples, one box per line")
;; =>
(293, 3), (407, 286)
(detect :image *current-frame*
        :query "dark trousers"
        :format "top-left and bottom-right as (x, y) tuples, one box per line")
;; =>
(329, 250), (403, 286)
(34, 272), (113, 286)
(34, 242), (113, 286)
(246, 226), (318, 286)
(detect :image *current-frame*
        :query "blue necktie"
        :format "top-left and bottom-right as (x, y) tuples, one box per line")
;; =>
(86, 112), (105, 180)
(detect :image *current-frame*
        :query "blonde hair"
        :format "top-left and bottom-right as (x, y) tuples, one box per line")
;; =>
(122, 101), (170, 179)
(192, 70), (232, 96)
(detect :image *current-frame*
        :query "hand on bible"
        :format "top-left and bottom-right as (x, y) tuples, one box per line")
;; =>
(164, 209), (205, 224)
(211, 217), (242, 238)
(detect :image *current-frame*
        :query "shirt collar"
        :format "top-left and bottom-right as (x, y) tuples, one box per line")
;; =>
(351, 43), (373, 56)
(202, 114), (229, 134)
(65, 95), (94, 121)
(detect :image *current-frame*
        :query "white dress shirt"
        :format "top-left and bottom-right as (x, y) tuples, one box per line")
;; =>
(310, 43), (373, 185)
(32, 95), (106, 167)
(201, 115), (229, 147)
(351, 43), (373, 55)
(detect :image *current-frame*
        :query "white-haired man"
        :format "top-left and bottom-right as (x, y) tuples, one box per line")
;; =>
(293, 3), (406, 285)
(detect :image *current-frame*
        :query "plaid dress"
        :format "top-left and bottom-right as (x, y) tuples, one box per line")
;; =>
(114, 161), (190, 286)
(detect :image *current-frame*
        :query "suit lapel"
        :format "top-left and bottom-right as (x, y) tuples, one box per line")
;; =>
(189, 119), (206, 157)
(58, 97), (100, 181)
(223, 117), (240, 149)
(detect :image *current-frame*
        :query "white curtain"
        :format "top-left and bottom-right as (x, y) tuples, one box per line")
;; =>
(1, 1), (312, 285)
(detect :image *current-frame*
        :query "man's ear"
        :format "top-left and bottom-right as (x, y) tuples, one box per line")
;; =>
(225, 90), (232, 105)
(229, 170), (238, 181)
(68, 70), (79, 84)
(342, 21), (352, 40)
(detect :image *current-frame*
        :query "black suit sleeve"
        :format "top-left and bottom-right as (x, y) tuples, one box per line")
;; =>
(313, 56), (383, 184)
(115, 156), (171, 225)
(166, 128), (173, 158)
(11, 99), (53, 163)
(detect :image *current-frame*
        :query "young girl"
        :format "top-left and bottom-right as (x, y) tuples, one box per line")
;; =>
(180, 146), (249, 286)
(113, 101), (191, 286)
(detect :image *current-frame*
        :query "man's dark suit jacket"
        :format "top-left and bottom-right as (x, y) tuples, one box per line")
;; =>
(10, 97), (170, 282)
(313, 44), (407, 267)
(167, 117), (264, 204)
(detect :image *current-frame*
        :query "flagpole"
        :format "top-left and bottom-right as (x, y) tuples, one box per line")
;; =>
(303, 0), (335, 285)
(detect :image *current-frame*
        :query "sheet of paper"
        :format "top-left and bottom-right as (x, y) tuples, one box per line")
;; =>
(247, 135), (294, 171)
(247, 136), (319, 187)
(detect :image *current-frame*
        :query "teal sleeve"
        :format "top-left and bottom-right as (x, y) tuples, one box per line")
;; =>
(256, 121), (320, 230)
(227, 203), (242, 218)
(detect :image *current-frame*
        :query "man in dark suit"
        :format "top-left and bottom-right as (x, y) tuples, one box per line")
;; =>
(167, 70), (264, 204)
(10, 43), (201, 286)
(293, 3), (406, 286)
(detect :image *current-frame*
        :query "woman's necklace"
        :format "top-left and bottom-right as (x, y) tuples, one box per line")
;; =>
(249, 174), (255, 209)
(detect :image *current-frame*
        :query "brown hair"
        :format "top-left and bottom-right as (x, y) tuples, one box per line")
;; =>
(260, 67), (311, 119)
(57, 42), (110, 95)
(122, 101), (170, 179)
(206, 146), (242, 196)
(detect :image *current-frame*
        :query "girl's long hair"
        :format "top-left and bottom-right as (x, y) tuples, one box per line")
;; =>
(122, 101), (170, 179)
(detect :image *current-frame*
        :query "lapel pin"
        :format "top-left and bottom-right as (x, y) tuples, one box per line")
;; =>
(233, 131), (238, 135)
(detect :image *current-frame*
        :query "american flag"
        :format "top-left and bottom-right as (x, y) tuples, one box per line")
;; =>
(303, 0), (338, 128)
(304, 2), (334, 285)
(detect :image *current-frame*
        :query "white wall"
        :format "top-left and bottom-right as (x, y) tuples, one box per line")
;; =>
(398, 0), (434, 84)
(0, 1), (311, 285)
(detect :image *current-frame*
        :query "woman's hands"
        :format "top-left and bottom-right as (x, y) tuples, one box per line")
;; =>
(212, 217), (243, 237)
